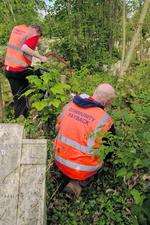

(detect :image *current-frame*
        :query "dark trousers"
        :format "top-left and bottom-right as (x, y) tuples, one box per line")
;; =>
(5, 68), (42, 118)
(7, 77), (29, 117)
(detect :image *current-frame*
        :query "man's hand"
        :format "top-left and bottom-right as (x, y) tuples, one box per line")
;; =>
(39, 56), (48, 63)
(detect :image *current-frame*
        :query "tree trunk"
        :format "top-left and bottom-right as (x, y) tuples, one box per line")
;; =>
(120, 0), (150, 76)
(121, 0), (126, 65)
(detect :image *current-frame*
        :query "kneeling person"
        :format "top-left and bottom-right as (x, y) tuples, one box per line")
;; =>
(54, 83), (116, 198)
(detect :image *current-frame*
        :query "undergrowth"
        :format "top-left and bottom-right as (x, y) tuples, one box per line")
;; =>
(2, 61), (150, 225)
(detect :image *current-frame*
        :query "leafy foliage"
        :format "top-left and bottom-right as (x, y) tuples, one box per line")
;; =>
(44, 0), (123, 70)
(0, 0), (46, 44)
(45, 62), (150, 225)
(24, 64), (71, 137)
(0, 0), (149, 224)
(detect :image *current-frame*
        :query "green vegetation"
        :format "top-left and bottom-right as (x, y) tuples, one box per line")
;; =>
(38, 62), (149, 225)
(0, 0), (150, 224)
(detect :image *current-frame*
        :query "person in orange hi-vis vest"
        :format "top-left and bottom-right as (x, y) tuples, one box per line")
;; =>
(5, 24), (69, 119)
(4, 24), (48, 118)
(53, 83), (116, 199)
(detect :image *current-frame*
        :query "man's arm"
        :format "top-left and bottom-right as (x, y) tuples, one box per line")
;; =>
(21, 44), (47, 62)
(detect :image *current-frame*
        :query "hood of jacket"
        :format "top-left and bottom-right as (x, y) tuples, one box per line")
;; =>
(73, 93), (104, 109)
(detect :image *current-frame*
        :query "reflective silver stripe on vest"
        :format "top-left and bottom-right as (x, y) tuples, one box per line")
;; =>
(7, 44), (22, 52)
(7, 44), (32, 62)
(56, 134), (88, 154)
(5, 55), (28, 67)
(97, 113), (110, 130)
(55, 155), (100, 172)
(56, 113), (111, 155)
(87, 113), (111, 153)
(19, 35), (29, 47)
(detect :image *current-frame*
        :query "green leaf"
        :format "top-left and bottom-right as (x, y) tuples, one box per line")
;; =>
(27, 76), (43, 89)
(142, 132), (150, 141)
(62, 83), (71, 90)
(32, 100), (48, 111)
(132, 104), (143, 113)
(51, 83), (65, 95)
(49, 99), (61, 108)
(133, 159), (143, 168)
(51, 83), (71, 95)
(130, 189), (143, 205)
(123, 111), (136, 124)
(116, 168), (127, 177)
(24, 89), (35, 96)
(41, 72), (52, 84)
(126, 171), (133, 179)
(60, 95), (67, 101)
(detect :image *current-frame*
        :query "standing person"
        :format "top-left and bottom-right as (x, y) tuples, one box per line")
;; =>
(53, 83), (116, 199)
(4, 24), (48, 118)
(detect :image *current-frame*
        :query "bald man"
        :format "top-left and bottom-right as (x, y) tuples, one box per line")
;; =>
(53, 83), (116, 199)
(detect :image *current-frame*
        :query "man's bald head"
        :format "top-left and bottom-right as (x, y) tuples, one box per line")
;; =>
(93, 83), (116, 107)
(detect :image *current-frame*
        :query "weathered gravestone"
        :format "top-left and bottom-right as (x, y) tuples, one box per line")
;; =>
(0, 124), (47, 225)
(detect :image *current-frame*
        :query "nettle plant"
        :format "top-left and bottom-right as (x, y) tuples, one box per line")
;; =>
(25, 68), (71, 124)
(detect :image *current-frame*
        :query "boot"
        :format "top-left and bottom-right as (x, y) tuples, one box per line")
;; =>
(63, 180), (82, 200)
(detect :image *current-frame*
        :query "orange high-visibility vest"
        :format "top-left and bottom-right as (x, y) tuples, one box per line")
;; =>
(54, 102), (113, 181)
(5, 24), (38, 69)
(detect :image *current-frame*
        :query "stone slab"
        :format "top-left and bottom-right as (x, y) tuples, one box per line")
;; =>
(0, 124), (23, 225)
(17, 165), (47, 225)
(0, 125), (47, 225)
(0, 124), (23, 182)
(18, 139), (47, 225)
(21, 139), (47, 165)
(0, 169), (20, 225)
